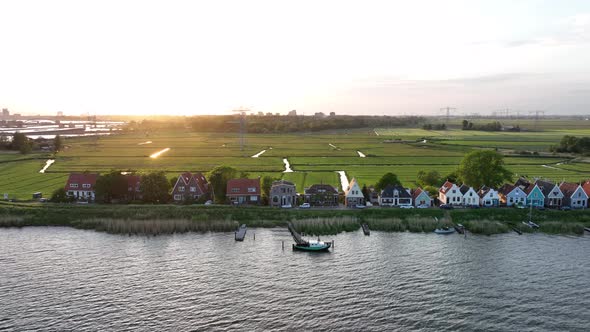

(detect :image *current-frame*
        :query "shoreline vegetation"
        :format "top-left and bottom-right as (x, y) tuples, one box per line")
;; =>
(1, 202), (589, 236)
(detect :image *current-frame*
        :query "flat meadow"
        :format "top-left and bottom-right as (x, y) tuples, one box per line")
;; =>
(1, 118), (590, 200)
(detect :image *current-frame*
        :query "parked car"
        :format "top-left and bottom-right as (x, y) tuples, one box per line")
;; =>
(299, 203), (311, 209)
(417, 204), (429, 209)
(439, 204), (454, 210)
(560, 206), (571, 211)
(355, 204), (366, 209)
(400, 205), (414, 209)
(281, 204), (292, 209)
(204, 200), (213, 205)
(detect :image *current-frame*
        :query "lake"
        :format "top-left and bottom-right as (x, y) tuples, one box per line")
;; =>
(1, 227), (589, 331)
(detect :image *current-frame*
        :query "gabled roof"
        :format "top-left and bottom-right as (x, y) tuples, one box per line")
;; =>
(459, 184), (474, 195)
(583, 181), (590, 197)
(559, 182), (584, 198)
(226, 178), (260, 195)
(524, 183), (544, 196)
(304, 184), (338, 194)
(478, 187), (491, 198)
(65, 173), (99, 191)
(380, 184), (411, 198)
(514, 177), (531, 189)
(173, 171), (209, 194)
(439, 180), (455, 194)
(498, 183), (519, 196)
(412, 188), (429, 200)
(535, 179), (558, 196)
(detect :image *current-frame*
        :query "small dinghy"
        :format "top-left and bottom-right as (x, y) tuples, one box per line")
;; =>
(434, 227), (455, 234)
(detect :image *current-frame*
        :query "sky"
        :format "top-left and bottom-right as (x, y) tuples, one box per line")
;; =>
(1, 0), (590, 116)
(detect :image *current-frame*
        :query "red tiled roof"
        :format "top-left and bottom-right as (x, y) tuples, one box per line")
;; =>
(559, 182), (580, 197)
(583, 181), (590, 197)
(498, 184), (516, 196)
(439, 180), (454, 194)
(65, 173), (99, 191)
(412, 188), (424, 200)
(226, 178), (260, 196)
(173, 171), (209, 194)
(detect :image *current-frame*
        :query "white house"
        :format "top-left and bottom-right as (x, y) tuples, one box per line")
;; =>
(478, 187), (499, 207)
(439, 181), (463, 206)
(498, 184), (527, 207)
(559, 182), (588, 209)
(460, 184), (479, 206)
(379, 184), (412, 207)
(345, 178), (365, 207)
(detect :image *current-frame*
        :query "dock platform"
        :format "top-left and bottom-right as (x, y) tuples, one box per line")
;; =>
(361, 223), (370, 235)
(235, 224), (247, 241)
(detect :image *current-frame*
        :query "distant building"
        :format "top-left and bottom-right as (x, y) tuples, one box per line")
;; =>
(303, 184), (339, 206)
(1, 108), (8, 117)
(329, 112), (336, 116)
(288, 110), (297, 116)
(57, 111), (64, 117)
(257, 112), (264, 116)
(314, 112), (326, 118)
(269, 180), (296, 207)
(344, 178), (365, 207)
(171, 172), (209, 202)
(226, 178), (261, 205)
(266, 112), (273, 116)
(65, 173), (99, 201)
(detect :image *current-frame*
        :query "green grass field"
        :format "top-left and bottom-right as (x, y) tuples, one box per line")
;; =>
(2, 119), (590, 200)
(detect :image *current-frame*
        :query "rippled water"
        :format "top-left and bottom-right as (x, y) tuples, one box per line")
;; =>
(1, 227), (589, 331)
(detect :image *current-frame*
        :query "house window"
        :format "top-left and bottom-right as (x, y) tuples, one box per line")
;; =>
(174, 195), (181, 200)
(82, 184), (91, 189)
(250, 196), (258, 201)
(179, 186), (185, 192)
(248, 187), (256, 193)
(232, 188), (240, 193)
(273, 196), (279, 203)
(452, 190), (456, 193)
(70, 183), (78, 188)
(190, 186), (196, 192)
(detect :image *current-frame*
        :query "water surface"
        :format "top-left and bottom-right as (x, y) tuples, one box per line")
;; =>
(1, 227), (589, 331)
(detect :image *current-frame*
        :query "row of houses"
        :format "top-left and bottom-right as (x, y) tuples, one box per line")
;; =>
(439, 178), (590, 209)
(63, 172), (590, 209)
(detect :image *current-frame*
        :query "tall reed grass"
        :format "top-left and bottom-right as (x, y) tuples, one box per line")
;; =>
(73, 218), (238, 235)
(291, 216), (360, 235)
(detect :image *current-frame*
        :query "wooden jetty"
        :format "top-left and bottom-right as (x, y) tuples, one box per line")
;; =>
(361, 223), (370, 236)
(235, 224), (247, 241)
(513, 227), (523, 235)
(584, 227), (590, 234)
(287, 222), (308, 245)
(453, 224), (465, 234)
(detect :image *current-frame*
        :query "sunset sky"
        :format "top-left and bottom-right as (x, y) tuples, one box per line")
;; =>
(1, 0), (589, 116)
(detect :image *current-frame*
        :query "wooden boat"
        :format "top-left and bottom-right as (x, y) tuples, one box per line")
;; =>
(293, 239), (331, 251)
(361, 223), (370, 235)
(522, 203), (540, 229)
(235, 224), (247, 241)
(434, 227), (455, 234)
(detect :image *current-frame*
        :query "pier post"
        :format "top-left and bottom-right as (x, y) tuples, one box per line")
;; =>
(254, 232), (256, 240)
(332, 240), (334, 249)
(282, 240), (284, 250)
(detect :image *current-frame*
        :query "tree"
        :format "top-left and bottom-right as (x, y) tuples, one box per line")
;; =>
(19, 141), (32, 154)
(12, 132), (27, 151)
(207, 166), (238, 203)
(140, 171), (170, 203)
(50, 187), (72, 203)
(54, 135), (63, 152)
(375, 172), (402, 191)
(95, 171), (128, 203)
(416, 170), (441, 187)
(361, 184), (370, 200)
(260, 176), (277, 205)
(457, 150), (512, 188)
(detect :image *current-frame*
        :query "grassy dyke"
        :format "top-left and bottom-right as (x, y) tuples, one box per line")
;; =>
(1, 202), (589, 235)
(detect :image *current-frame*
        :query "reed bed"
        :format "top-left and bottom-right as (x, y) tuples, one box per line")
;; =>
(539, 221), (585, 235)
(0, 215), (26, 227)
(366, 217), (453, 233)
(73, 218), (238, 235)
(291, 216), (360, 235)
(461, 219), (511, 235)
